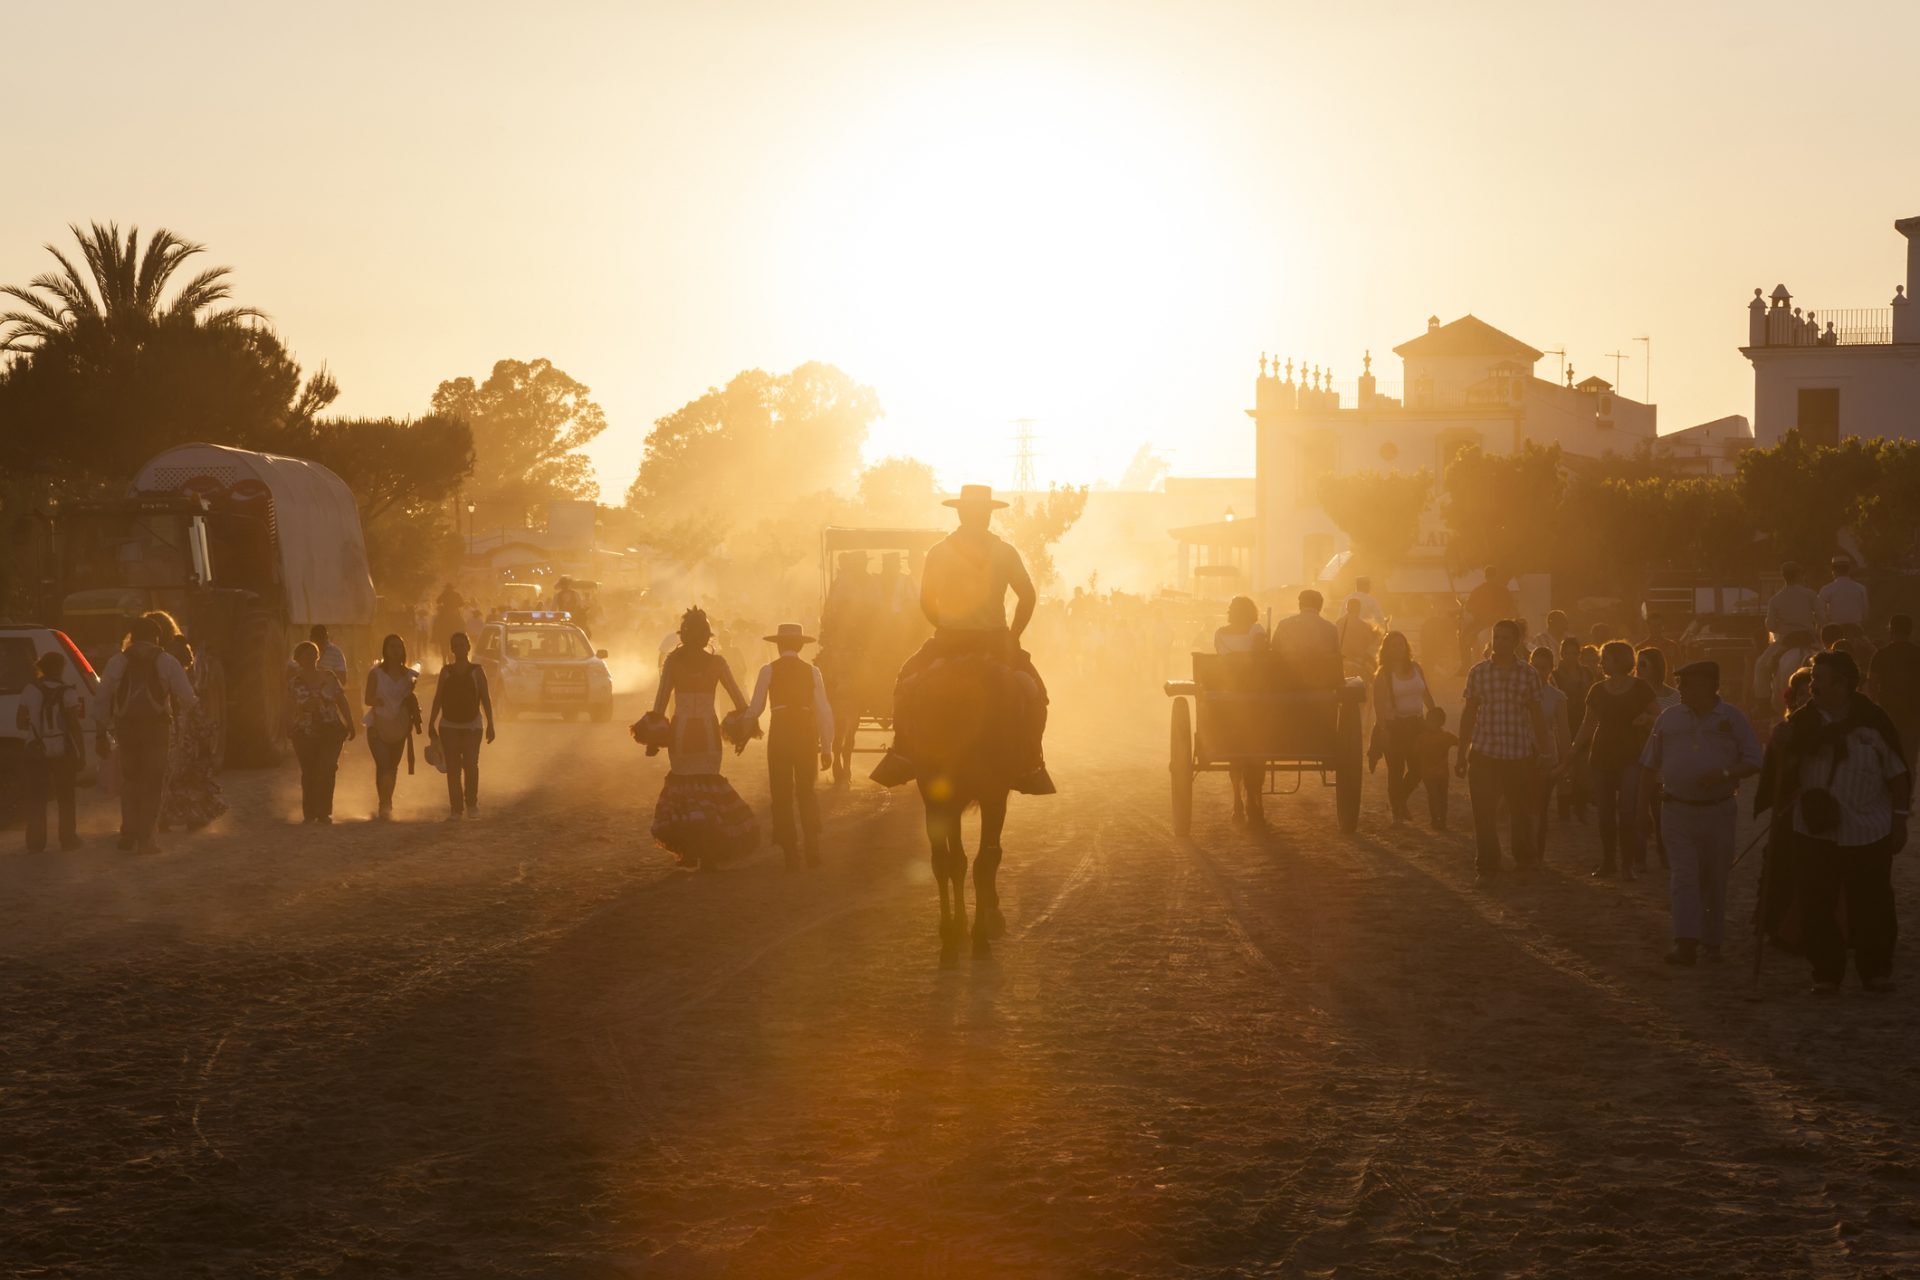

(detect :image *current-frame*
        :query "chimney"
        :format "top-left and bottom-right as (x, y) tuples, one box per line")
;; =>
(1427, 315), (1440, 333)
(1896, 216), (1920, 343)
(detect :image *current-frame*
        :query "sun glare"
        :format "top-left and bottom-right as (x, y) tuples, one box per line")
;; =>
(778, 66), (1249, 486)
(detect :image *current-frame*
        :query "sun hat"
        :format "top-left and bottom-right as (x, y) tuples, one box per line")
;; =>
(763, 622), (816, 646)
(943, 483), (1008, 510)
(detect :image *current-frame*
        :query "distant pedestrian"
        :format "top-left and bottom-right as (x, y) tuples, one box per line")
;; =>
(1637, 661), (1763, 966)
(1868, 613), (1920, 772)
(1458, 566), (1514, 674)
(1457, 619), (1552, 882)
(97, 615), (198, 854)
(427, 631), (494, 820)
(1753, 560), (1819, 706)
(1215, 595), (1271, 826)
(1338, 597), (1380, 680)
(747, 623), (835, 868)
(310, 624), (349, 685)
(1372, 630), (1435, 822)
(1529, 646), (1572, 858)
(157, 636), (226, 832)
(363, 633), (422, 820)
(1553, 636), (1594, 822)
(1416, 707), (1457, 831)
(17, 650), (86, 852)
(1572, 641), (1654, 879)
(1818, 555), (1868, 642)
(1345, 576), (1387, 629)
(1764, 651), (1908, 992)
(288, 641), (354, 824)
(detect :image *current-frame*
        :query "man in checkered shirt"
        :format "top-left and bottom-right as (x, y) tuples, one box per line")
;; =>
(1455, 618), (1552, 880)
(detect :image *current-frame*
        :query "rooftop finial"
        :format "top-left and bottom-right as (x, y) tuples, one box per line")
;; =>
(1260, 352), (1269, 377)
(1566, 363), (1575, 388)
(1284, 357), (1293, 382)
(1363, 350), (1372, 375)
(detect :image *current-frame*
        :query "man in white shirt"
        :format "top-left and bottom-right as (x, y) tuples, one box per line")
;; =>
(97, 615), (199, 854)
(747, 623), (836, 868)
(310, 624), (349, 683)
(1819, 555), (1869, 638)
(1270, 588), (1342, 684)
(1344, 577), (1387, 630)
(1754, 560), (1821, 703)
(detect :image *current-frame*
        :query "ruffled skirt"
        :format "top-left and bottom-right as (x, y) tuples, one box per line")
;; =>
(651, 773), (758, 867)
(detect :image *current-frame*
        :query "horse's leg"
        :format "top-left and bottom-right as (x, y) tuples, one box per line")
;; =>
(925, 794), (963, 967)
(973, 790), (1008, 954)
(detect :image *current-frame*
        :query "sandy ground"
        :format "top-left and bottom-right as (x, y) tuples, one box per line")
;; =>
(3, 676), (1919, 1278)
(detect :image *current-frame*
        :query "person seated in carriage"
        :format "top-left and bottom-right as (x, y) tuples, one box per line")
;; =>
(871, 485), (1054, 795)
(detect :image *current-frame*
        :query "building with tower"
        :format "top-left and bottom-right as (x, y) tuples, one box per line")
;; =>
(1741, 214), (1920, 447)
(1249, 315), (1657, 593)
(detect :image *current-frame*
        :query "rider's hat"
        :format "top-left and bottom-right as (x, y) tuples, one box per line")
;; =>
(1676, 659), (1721, 685)
(764, 622), (816, 648)
(944, 484), (1008, 511)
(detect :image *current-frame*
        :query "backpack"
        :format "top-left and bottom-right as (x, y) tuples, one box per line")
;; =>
(112, 645), (171, 723)
(440, 663), (480, 722)
(27, 678), (82, 762)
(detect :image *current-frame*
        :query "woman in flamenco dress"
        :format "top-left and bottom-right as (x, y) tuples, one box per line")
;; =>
(635, 607), (759, 869)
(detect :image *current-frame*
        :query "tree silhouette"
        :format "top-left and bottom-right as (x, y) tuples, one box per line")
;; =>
(1, 222), (260, 353)
(431, 358), (607, 510)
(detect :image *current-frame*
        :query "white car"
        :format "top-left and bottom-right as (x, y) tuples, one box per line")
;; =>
(1, 623), (102, 810)
(475, 612), (614, 722)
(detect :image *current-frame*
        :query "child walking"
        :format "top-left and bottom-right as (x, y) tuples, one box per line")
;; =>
(1416, 706), (1459, 831)
(747, 623), (836, 869)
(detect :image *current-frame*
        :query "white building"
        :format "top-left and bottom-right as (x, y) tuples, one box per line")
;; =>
(1251, 314), (1657, 593)
(1651, 414), (1753, 477)
(1743, 215), (1920, 446)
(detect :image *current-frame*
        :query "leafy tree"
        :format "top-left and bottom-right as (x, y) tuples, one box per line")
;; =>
(1734, 430), (1881, 567)
(1, 222), (259, 353)
(430, 358), (607, 510)
(1003, 485), (1089, 591)
(1317, 468), (1433, 572)
(627, 362), (881, 564)
(1439, 442), (1565, 574)
(0, 319), (331, 487)
(856, 456), (943, 527)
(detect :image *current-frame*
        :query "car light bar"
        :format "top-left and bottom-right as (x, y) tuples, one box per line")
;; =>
(501, 610), (573, 622)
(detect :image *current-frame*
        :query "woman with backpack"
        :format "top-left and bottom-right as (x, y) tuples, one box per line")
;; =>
(17, 650), (87, 852)
(157, 636), (227, 832)
(288, 640), (355, 824)
(98, 614), (199, 854)
(363, 633), (422, 819)
(427, 631), (494, 819)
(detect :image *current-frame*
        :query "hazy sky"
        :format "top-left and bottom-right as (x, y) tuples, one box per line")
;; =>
(7, 1), (1916, 496)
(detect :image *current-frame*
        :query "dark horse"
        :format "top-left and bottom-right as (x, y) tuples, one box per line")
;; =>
(895, 651), (1016, 967)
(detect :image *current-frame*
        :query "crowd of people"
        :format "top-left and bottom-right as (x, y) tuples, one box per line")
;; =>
(1225, 555), (1916, 992)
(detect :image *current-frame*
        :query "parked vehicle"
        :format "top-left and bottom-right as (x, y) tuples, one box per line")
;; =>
(473, 611), (613, 721)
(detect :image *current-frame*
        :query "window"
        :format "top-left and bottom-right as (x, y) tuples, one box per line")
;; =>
(1798, 388), (1840, 447)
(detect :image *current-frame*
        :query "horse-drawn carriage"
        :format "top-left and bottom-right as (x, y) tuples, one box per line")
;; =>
(1163, 651), (1366, 835)
(817, 525), (943, 783)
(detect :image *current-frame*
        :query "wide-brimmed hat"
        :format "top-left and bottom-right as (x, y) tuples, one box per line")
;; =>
(763, 622), (816, 647)
(943, 483), (1008, 511)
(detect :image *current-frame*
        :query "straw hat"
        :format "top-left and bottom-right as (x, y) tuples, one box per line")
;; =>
(943, 483), (1008, 511)
(763, 622), (816, 647)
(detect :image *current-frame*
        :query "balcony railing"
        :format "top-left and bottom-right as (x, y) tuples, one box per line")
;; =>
(1755, 306), (1892, 348)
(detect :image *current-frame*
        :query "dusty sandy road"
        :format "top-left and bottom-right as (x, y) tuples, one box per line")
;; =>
(3, 683), (1919, 1278)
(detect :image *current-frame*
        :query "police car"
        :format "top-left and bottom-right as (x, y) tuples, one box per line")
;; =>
(474, 611), (614, 722)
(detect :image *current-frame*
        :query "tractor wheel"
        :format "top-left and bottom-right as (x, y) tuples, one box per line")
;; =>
(225, 612), (288, 767)
(1170, 697), (1195, 837)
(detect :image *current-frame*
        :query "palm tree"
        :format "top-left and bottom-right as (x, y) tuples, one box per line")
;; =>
(0, 222), (262, 353)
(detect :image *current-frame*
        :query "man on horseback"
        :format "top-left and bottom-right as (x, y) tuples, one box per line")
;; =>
(872, 484), (1055, 795)
(1753, 560), (1819, 709)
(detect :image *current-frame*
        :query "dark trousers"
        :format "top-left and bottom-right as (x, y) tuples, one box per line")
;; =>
(369, 734), (405, 810)
(1591, 763), (1644, 870)
(767, 731), (821, 854)
(1382, 717), (1422, 817)
(1800, 840), (1898, 984)
(1424, 775), (1449, 829)
(25, 753), (80, 851)
(118, 718), (173, 848)
(441, 727), (482, 813)
(293, 726), (346, 819)
(1467, 752), (1537, 874)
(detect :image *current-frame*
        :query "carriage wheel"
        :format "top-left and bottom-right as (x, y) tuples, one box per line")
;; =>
(1334, 694), (1362, 833)
(1170, 697), (1195, 837)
